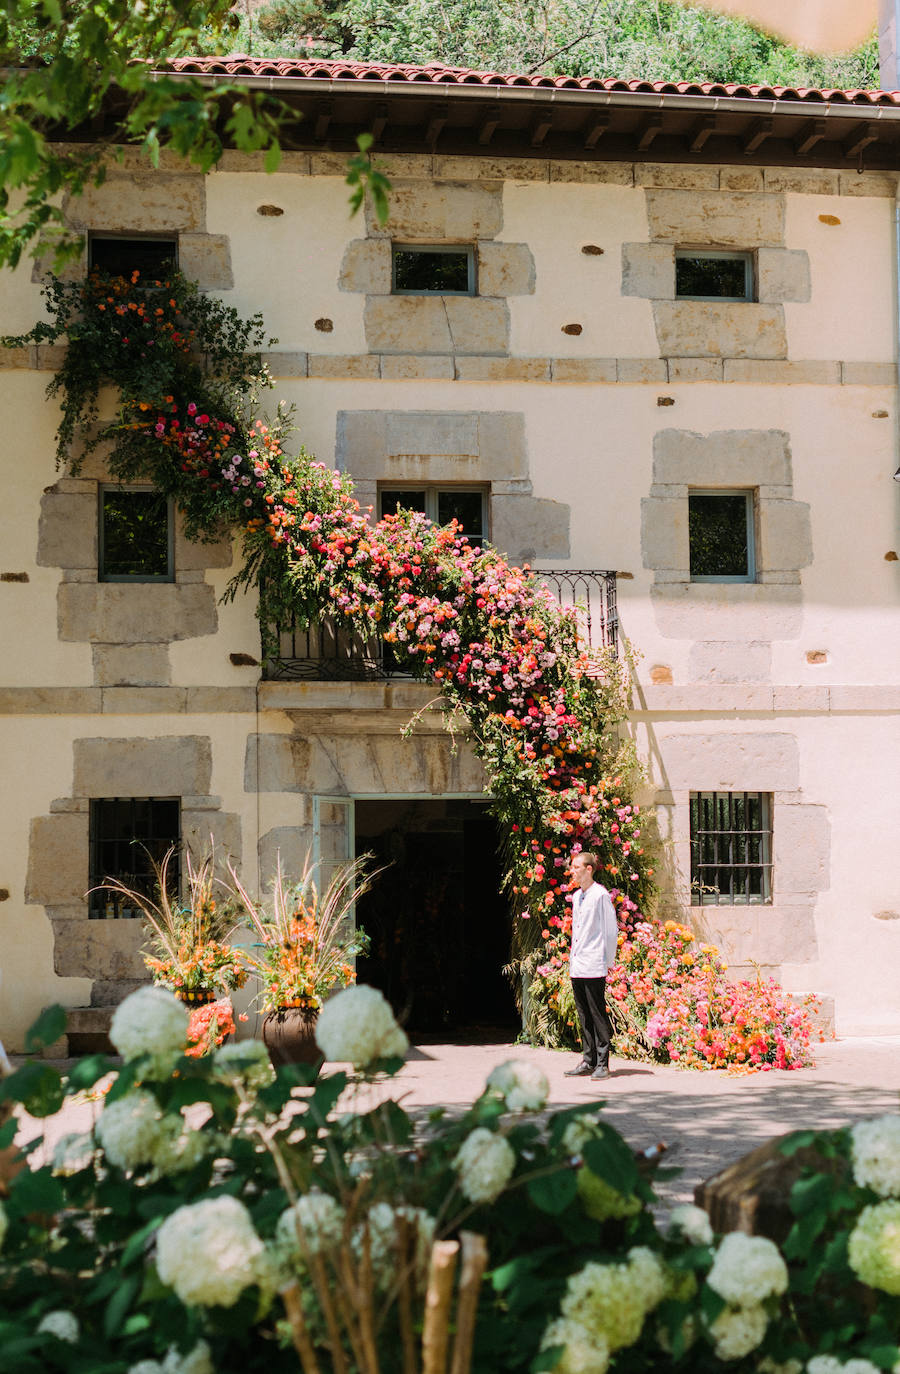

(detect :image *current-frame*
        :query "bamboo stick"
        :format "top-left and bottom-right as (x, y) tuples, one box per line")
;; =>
(357, 1218), (381, 1374)
(395, 1214), (418, 1374)
(421, 1240), (459, 1374)
(449, 1233), (488, 1374)
(310, 1251), (351, 1374)
(281, 1282), (322, 1374)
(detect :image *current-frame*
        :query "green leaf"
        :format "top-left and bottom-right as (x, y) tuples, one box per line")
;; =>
(779, 1130), (818, 1156)
(0, 1061), (64, 1117)
(531, 1347), (564, 1372)
(67, 1053), (114, 1091)
(24, 1004), (66, 1054)
(859, 1346), (900, 1370)
(782, 1206), (828, 1260)
(581, 1127), (638, 1196)
(527, 1168), (578, 1215)
(10, 1165), (65, 1214)
(699, 1283), (727, 1325)
(103, 1273), (140, 1339)
(264, 142), (282, 174)
(790, 1172), (833, 1216)
(120, 1215), (164, 1268)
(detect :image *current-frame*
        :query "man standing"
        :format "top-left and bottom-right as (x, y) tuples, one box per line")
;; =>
(563, 850), (619, 1081)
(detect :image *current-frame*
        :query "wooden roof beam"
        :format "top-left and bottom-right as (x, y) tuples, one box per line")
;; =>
(842, 121), (879, 160)
(794, 118), (826, 156)
(530, 108), (553, 147)
(425, 102), (449, 147)
(637, 112), (663, 150)
(742, 117), (772, 154)
(370, 102), (388, 143)
(314, 100), (332, 142)
(583, 113), (609, 148)
(688, 114), (716, 152)
(477, 110), (500, 145)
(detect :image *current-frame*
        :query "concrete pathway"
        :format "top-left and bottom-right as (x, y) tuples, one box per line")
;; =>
(13, 1035), (900, 1210)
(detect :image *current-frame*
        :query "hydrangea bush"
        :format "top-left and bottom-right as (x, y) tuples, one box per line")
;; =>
(1, 992), (900, 1373)
(2, 269), (815, 1069)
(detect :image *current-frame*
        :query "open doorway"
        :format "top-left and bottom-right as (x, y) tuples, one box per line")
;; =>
(354, 799), (519, 1038)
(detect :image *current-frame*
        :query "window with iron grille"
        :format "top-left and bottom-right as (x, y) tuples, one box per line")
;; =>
(88, 798), (181, 918)
(99, 486), (174, 581)
(690, 791), (773, 905)
(88, 233), (177, 278)
(391, 244), (475, 295)
(675, 250), (754, 301)
(379, 486), (487, 545)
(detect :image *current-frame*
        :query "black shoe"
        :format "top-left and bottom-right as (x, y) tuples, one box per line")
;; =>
(591, 1066), (611, 1081)
(564, 1062), (595, 1077)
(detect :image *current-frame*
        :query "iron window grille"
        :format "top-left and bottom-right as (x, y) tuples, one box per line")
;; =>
(690, 791), (773, 905)
(392, 244), (476, 295)
(89, 798), (181, 919)
(99, 486), (174, 582)
(689, 488), (756, 583)
(88, 233), (178, 279)
(675, 249), (754, 302)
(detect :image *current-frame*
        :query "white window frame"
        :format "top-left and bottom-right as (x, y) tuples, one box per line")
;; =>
(688, 487), (756, 584)
(391, 243), (476, 296)
(378, 484), (489, 542)
(98, 484), (175, 583)
(675, 249), (754, 302)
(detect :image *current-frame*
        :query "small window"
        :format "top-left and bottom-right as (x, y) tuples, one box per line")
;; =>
(379, 486), (487, 544)
(392, 245), (475, 295)
(89, 234), (177, 279)
(675, 250), (753, 302)
(689, 490), (755, 583)
(99, 486), (174, 582)
(89, 798), (181, 919)
(690, 791), (773, 905)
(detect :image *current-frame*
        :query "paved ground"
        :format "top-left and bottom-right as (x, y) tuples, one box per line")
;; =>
(14, 1034), (900, 1210)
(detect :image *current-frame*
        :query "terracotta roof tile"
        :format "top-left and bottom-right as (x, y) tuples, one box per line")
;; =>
(163, 56), (900, 103)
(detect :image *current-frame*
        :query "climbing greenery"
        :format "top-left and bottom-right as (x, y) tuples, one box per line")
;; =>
(3, 267), (816, 1066)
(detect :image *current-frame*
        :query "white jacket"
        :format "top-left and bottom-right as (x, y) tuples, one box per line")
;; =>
(569, 882), (619, 978)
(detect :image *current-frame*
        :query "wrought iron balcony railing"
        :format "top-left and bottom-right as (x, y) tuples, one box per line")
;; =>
(262, 568), (618, 682)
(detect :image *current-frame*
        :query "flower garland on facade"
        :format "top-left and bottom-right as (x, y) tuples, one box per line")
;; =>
(3, 268), (817, 1069)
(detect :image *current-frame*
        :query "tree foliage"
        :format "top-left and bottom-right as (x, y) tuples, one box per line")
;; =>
(245, 0), (877, 90)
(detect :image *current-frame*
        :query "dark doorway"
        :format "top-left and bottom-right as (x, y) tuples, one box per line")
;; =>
(354, 799), (519, 1038)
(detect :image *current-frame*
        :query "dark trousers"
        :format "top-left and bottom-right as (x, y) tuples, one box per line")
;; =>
(571, 976), (612, 1069)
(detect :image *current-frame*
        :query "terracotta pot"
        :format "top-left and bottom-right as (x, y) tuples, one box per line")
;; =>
(262, 1006), (320, 1068)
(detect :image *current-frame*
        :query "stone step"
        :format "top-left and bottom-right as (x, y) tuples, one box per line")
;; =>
(66, 1006), (115, 1057)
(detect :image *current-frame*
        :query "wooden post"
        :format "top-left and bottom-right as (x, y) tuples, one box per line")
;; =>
(421, 1240), (460, 1374)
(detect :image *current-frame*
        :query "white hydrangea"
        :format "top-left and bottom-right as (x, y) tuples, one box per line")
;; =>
(128, 1362), (163, 1374)
(669, 1204), (714, 1247)
(156, 1196), (266, 1307)
(37, 1310), (80, 1343)
(708, 1304), (768, 1360)
(707, 1231), (788, 1307)
(315, 985), (409, 1067)
(562, 1113), (601, 1157)
(96, 1090), (165, 1171)
(806, 1359), (882, 1374)
(276, 1190), (345, 1260)
(151, 1120), (207, 1176)
(0, 1200), (7, 1251)
(758, 1359), (802, 1374)
(52, 1131), (94, 1176)
(560, 1253), (664, 1354)
(541, 1316), (610, 1374)
(454, 1128), (516, 1204)
(110, 986), (188, 1069)
(847, 1200), (900, 1294)
(486, 1059), (549, 1112)
(360, 1203), (435, 1289)
(851, 1116), (900, 1197)
(626, 1247), (669, 1311)
(213, 1039), (273, 1088)
(805, 1360), (843, 1374)
(163, 1340), (214, 1374)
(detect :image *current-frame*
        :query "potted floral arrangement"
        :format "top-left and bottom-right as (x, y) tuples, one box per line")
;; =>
(228, 856), (371, 1067)
(97, 848), (247, 1053)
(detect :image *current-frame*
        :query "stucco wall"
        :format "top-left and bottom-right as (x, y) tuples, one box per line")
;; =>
(1, 153), (899, 1046)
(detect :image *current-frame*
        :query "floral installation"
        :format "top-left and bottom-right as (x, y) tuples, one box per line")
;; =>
(4, 269), (814, 1069)
(2, 992), (900, 1370)
(185, 998), (242, 1058)
(227, 857), (370, 1017)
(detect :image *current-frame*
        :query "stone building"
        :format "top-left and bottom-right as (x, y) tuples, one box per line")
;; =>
(2, 58), (899, 1051)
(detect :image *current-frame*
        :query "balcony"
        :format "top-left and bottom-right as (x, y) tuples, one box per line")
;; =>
(262, 568), (618, 682)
